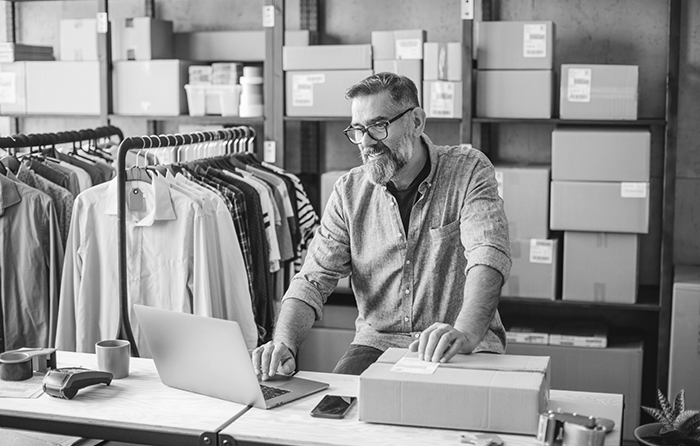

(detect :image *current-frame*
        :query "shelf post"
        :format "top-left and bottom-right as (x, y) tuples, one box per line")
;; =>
(97, 0), (112, 126)
(264, 0), (285, 166)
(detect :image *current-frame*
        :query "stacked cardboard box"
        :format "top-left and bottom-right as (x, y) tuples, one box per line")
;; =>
(475, 21), (554, 119)
(370, 30), (426, 111)
(560, 64), (638, 120)
(422, 40), (461, 118)
(496, 165), (559, 300)
(284, 44), (372, 117)
(550, 128), (651, 304)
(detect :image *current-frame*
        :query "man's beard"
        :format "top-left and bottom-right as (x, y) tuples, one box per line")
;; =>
(360, 139), (410, 185)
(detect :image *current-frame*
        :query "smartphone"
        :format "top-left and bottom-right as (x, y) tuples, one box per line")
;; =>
(310, 395), (357, 419)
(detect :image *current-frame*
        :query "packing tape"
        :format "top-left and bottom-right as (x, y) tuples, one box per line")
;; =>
(562, 422), (607, 446)
(0, 348), (57, 382)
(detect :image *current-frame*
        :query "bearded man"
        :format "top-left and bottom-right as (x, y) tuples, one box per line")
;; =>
(253, 72), (512, 378)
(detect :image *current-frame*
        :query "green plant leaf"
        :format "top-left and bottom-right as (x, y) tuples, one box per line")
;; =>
(684, 414), (700, 433)
(645, 406), (671, 424)
(673, 390), (687, 421)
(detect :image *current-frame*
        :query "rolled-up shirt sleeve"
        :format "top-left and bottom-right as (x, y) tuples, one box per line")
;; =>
(459, 151), (511, 283)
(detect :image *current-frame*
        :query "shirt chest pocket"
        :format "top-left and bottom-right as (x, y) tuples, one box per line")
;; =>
(429, 219), (460, 241)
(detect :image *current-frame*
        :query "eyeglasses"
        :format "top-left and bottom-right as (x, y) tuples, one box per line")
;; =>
(342, 107), (416, 144)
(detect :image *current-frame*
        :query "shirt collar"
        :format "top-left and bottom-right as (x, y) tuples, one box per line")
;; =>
(104, 175), (176, 224)
(0, 173), (22, 216)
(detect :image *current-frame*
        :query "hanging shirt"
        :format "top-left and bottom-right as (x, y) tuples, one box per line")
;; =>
(0, 174), (63, 350)
(56, 175), (257, 356)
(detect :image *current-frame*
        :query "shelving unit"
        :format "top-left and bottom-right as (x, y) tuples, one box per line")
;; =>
(273, 0), (681, 418)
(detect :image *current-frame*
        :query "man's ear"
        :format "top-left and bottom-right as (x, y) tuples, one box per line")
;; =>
(412, 107), (427, 137)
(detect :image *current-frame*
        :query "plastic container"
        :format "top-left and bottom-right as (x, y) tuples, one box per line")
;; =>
(184, 84), (241, 116)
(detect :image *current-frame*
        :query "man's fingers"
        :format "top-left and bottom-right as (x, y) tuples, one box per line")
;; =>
(408, 340), (419, 352)
(431, 331), (454, 363)
(259, 343), (274, 381)
(440, 337), (464, 363)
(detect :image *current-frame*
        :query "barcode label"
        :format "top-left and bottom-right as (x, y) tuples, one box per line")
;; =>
(621, 182), (648, 198)
(429, 82), (455, 118)
(292, 74), (325, 107)
(530, 239), (554, 264)
(567, 68), (591, 102)
(396, 39), (422, 59)
(523, 24), (547, 58)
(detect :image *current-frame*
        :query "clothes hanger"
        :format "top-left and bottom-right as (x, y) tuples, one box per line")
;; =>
(124, 137), (152, 184)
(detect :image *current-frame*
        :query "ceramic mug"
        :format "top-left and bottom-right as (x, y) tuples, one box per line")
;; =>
(95, 339), (130, 379)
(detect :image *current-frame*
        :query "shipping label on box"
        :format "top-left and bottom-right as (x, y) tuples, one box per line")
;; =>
(550, 180), (649, 233)
(360, 349), (550, 434)
(476, 70), (552, 119)
(423, 80), (462, 119)
(562, 231), (639, 304)
(507, 319), (554, 345)
(552, 128), (651, 182)
(283, 44), (372, 71)
(560, 64), (638, 120)
(286, 70), (373, 117)
(476, 21), (554, 70)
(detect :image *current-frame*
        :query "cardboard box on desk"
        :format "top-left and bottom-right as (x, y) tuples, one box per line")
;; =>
(60, 19), (98, 61)
(0, 62), (27, 114)
(174, 31), (264, 62)
(286, 70), (372, 117)
(359, 348), (550, 435)
(503, 238), (559, 300)
(550, 180), (649, 233)
(560, 64), (638, 120)
(283, 45), (372, 70)
(26, 61), (100, 115)
(495, 164), (551, 240)
(552, 128), (651, 182)
(374, 60), (422, 103)
(562, 231), (639, 304)
(111, 17), (173, 61)
(113, 60), (192, 116)
(476, 70), (553, 119)
(476, 21), (554, 70)
(423, 80), (462, 119)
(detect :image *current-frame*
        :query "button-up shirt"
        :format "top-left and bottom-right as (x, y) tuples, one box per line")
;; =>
(284, 134), (511, 353)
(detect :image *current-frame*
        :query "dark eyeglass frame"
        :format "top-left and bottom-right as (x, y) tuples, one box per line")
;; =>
(342, 106), (416, 144)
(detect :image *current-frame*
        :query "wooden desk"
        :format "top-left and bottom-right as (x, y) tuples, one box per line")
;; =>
(0, 351), (248, 446)
(218, 371), (624, 446)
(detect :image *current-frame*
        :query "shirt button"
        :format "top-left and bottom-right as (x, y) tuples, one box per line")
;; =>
(405, 260), (411, 265)
(389, 201), (395, 206)
(398, 233), (402, 238)
(405, 289), (410, 295)
(414, 333), (420, 339)
(404, 316), (410, 322)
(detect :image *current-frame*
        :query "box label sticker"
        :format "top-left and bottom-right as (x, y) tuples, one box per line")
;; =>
(0, 72), (17, 104)
(396, 38), (422, 60)
(621, 182), (648, 198)
(530, 239), (554, 264)
(292, 73), (325, 107)
(567, 68), (591, 102)
(461, 0), (474, 20)
(523, 24), (547, 58)
(262, 5), (275, 28)
(429, 82), (455, 118)
(495, 171), (504, 198)
(390, 356), (439, 374)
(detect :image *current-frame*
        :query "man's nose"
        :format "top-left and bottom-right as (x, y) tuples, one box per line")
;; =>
(360, 130), (377, 146)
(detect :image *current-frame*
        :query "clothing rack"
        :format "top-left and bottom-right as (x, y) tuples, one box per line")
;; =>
(115, 127), (257, 357)
(0, 125), (124, 155)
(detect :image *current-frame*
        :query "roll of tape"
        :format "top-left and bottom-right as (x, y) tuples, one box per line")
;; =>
(562, 422), (607, 446)
(0, 351), (34, 381)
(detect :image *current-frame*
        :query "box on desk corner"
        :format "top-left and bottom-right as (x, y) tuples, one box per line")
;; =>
(359, 348), (550, 435)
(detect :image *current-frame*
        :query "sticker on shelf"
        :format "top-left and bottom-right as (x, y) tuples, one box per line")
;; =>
(0, 72), (17, 104)
(263, 141), (276, 164)
(495, 171), (504, 199)
(96, 12), (108, 34)
(530, 239), (554, 264)
(291, 73), (325, 107)
(429, 82), (455, 118)
(567, 68), (592, 102)
(461, 0), (474, 20)
(621, 182), (648, 198)
(262, 5), (275, 28)
(395, 39), (422, 60)
(523, 24), (547, 58)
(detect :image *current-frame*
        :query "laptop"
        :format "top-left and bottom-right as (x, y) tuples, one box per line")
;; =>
(133, 304), (329, 409)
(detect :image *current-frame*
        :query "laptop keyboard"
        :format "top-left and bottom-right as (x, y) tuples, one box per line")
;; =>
(260, 384), (291, 401)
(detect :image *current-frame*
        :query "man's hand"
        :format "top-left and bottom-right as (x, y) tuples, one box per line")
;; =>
(251, 341), (296, 381)
(408, 322), (473, 363)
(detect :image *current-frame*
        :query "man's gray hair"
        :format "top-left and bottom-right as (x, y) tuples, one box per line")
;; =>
(345, 72), (420, 112)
